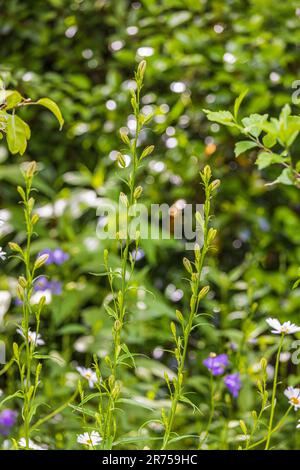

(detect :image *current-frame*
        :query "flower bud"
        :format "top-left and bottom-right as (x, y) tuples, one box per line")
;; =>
(202, 165), (211, 182)
(116, 152), (126, 168)
(119, 129), (130, 145)
(16, 284), (24, 301)
(137, 60), (147, 79)
(13, 342), (19, 360)
(198, 285), (210, 301)
(170, 321), (177, 338)
(134, 186), (143, 199)
(140, 145), (154, 160)
(260, 357), (267, 371)
(119, 192), (129, 207)
(34, 253), (49, 270)
(18, 276), (27, 288)
(9, 242), (22, 253)
(208, 228), (217, 243)
(25, 161), (37, 178)
(210, 179), (221, 191)
(175, 309), (184, 324)
(183, 257), (193, 274)
(239, 420), (248, 435)
(31, 214), (39, 225)
(17, 186), (26, 201)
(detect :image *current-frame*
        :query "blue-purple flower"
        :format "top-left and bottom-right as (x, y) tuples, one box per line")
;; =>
(39, 248), (69, 266)
(203, 353), (229, 376)
(34, 276), (62, 295)
(0, 409), (17, 435)
(224, 373), (241, 398)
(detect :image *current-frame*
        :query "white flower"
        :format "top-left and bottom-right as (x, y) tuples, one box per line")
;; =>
(266, 318), (300, 335)
(0, 291), (11, 324)
(77, 431), (102, 447)
(18, 438), (46, 450)
(297, 419), (300, 429)
(76, 366), (97, 388)
(0, 247), (6, 261)
(284, 386), (300, 410)
(17, 328), (45, 346)
(31, 289), (52, 305)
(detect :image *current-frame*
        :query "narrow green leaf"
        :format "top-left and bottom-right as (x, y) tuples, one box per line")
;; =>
(293, 278), (300, 289)
(36, 98), (64, 129)
(234, 89), (248, 120)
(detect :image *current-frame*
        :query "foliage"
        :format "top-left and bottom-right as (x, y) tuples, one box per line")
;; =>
(0, 0), (300, 451)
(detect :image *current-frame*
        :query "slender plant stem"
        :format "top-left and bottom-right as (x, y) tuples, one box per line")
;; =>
(198, 372), (215, 448)
(162, 167), (219, 449)
(248, 405), (292, 450)
(265, 334), (285, 450)
(100, 61), (153, 449)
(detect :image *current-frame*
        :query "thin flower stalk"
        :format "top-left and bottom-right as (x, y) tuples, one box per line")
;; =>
(95, 61), (154, 449)
(265, 333), (285, 449)
(161, 166), (219, 449)
(9, 162), (47, 449)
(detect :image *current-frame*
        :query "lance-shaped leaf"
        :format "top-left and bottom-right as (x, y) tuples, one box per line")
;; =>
(36, 97), (64, 129)
(234, 88), (248, 120)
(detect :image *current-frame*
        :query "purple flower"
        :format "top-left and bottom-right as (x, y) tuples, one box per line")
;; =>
(224, 373), (241, 398)
(52, 248), (69, 265)
(50, 280), (62, 295)
(34, 277), (62, 295)
(38, 248), (69, 266)
(203, 353), (229, 376)
(34, 275), (49, 291)
(16, 277), (62, 306)
(0, 409), (17, 436)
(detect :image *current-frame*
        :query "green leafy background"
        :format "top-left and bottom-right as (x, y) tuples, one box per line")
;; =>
(0, 0), (300, 449)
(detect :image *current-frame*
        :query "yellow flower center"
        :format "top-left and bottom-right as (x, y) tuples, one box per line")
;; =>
(291, 397), (299, 405)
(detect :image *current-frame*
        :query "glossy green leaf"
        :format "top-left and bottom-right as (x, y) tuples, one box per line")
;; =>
(36, 98), (64, 129)
(234, 140), (257, 157)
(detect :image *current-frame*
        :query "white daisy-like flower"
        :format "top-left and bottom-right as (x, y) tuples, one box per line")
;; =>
(284, 386), (300, 410)
(76, 366), (97, 388)
(77, 431), (102, 447)
(0, 247), (6, 261)
(17, 328), (45, 346)
(266, 318), (300, 335)
(18, 438), (46, 450)
(297, 419), (300, 429)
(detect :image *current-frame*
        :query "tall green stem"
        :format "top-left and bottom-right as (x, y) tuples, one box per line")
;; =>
(265, 334), (284, 450)
(100, 61), (154, 449)
(161, 166), (219, 449)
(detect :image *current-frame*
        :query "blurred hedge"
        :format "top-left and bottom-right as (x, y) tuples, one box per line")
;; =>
(1, 0), (300, 449)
